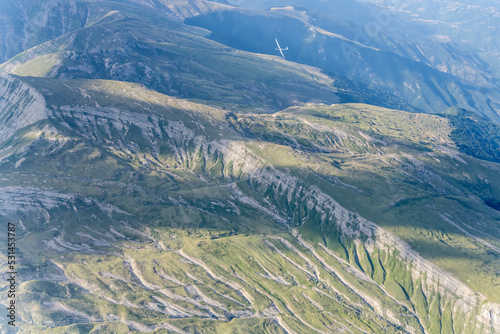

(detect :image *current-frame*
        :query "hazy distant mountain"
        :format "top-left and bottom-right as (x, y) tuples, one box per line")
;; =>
(190, 0), (500, 120)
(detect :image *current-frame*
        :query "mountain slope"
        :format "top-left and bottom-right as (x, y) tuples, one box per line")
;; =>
(363, 0), (500, 77)
(0, 1), (499, 333)
(0, 0), (409, 113)
(0, 74), (499, 333)
(185, 3), (500, 120)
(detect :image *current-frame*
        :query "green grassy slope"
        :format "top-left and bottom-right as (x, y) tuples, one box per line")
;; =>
(0, 75), (498, 333)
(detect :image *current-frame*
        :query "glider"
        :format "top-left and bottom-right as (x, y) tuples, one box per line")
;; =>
(275, 38), (288, 58)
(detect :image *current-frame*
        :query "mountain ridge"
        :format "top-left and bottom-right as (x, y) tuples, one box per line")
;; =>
(1, 73), (499, 332)
(0, 1), (499, 333)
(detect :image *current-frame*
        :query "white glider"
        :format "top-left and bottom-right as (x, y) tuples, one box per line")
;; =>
(275, 38), (288, 58)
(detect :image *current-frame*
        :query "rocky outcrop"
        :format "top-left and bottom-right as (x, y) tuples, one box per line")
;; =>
(0, 75), (48, 142)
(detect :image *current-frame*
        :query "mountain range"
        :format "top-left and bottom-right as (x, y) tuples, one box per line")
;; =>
(0, 0), (499, 333)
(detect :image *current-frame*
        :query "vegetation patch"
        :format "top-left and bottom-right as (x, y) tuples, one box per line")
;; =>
(443, 108), (500, 162)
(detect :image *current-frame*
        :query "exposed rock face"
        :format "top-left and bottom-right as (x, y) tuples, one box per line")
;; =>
(216, 137), (498, 330)
(0, 186), (74, 214)
(0, 75), (48, 142)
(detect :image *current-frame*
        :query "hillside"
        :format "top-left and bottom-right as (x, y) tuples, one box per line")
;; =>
(0, 0), (408, 113)
(198, 0), (500, 120)
(0, 0), (499, 333)
(0, 74), (498, 333)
